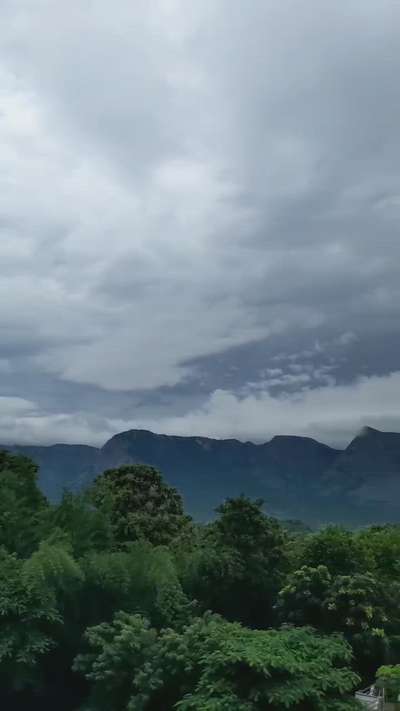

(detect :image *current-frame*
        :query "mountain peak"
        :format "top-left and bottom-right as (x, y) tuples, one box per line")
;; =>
(357, 426), (381, 438)
(103, 428), (157, 444)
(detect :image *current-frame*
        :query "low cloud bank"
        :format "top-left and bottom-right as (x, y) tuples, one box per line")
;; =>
(2, 371), (400, 449)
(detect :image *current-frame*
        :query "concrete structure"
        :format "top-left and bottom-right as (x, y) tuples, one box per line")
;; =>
(355, 686), (400, 710)
(355, 687), (383, 710)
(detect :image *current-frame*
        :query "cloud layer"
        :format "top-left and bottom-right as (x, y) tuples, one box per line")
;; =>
(0, 1), (399, 445)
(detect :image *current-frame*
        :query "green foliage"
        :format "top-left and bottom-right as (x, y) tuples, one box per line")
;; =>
(300, 526), (371, 576)
(177, 624), (360, 711)
(177, 534), (241, 612)
(277, 566), (389, 639)
(276, 564), (332, 627)
(324, 573), (393, 676)
(75, 611), (360, 710)
(0, 451), (47, 557)
(0, 542), (82, 691)
(277, 564), (395, 682)
(376, 664), (400, 701)
(90, 464), (192, 546)
(358, 525), (400, 580)
(376, 664), (400, 682)
(3, 451), (400, 708)
(81, 542), (195, 630)
(324, 573), (388, 637)
(213, 496), (285, 557)
(38, 491), (114, 558)
(74, 612), (159, 711)
(180, 497), (288, 627)
(0, 548), (55, 691)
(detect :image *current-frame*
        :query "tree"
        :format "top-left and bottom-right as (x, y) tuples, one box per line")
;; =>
(300, 526), (371, 576)
(38, 491), (114, 558)
(0, 451), (47, 557)
(324, 572), (388, 638)
(90, 464), (192, 546)
(324, 572), (392, 677)
(74, 611), (360, 710)
(80, 542), (195, 630)
(178, 623), (360, 711)
(277, 565), (394, 679)
(358, 525), (400, 581)
(0, 542), (82, 692)
(182, 497), (288, 627)
(177, 536), (242, 617)
(277, 567), (390, 640)
(74, 613), (159, 711)
(276, 565), (332, 628)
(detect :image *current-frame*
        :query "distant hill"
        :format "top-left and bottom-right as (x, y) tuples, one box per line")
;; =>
(3, 425), (400, 525)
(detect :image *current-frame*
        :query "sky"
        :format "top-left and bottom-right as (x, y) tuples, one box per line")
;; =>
(0, 0), (400, 449)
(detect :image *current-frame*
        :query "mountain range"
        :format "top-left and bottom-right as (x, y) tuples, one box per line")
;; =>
(3, 425), (400, 526)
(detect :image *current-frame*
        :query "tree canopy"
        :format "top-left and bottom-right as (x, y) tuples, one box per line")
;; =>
(1, 452), (400, 709)
(90, 463), (192, 546)
(75, 611), (360, 711)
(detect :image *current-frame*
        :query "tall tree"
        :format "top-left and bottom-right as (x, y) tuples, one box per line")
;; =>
(0, 451), (47, 557)
(180, 497), (288, 627)
(90, 464), (192, 546)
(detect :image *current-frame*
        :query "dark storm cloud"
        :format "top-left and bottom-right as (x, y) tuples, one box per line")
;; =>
(0, 1), (400, 446)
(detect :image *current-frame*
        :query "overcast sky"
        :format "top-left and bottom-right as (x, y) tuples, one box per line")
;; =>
(0, 0), (400, 448)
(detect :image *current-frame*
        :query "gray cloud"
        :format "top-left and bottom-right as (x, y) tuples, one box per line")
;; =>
(0, 1), (399, 445)
(127, 371), (400, 448)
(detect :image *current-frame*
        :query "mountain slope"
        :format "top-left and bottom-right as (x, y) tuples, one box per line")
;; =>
(4, 443), (100, 501)
(2, 426), (400, 525)
(321, 426), (400, 522)
(101, 429), (340, 521)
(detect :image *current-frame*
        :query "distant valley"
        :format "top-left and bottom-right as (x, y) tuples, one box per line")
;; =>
(3, 425), (400, 526)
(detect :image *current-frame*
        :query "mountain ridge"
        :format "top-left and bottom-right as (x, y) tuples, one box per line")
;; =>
(3, 426), (400, 525)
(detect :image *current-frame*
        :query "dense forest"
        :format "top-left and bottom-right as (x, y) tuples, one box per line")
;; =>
(1, 450), (400, 709)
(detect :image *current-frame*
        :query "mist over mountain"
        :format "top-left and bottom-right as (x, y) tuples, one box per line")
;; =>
(3, 425), (400, 525)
